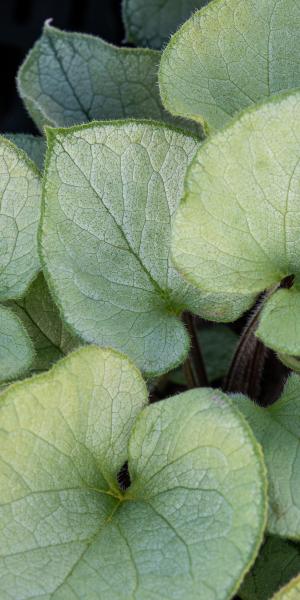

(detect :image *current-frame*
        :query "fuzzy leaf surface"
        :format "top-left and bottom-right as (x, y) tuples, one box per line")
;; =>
(0, 305), (34, 382)
(172, 91), (300, 354)
(159, 0), (300, 130)
(4, 133), (45, 171)
(41, 120), (252, 376)
(232, 374), (300, 538)
(0, 347), (267, 599)
(239, 536), (300, 600)
(17, 23), (201, 136)
(122, 0), (209, 49)
(0, 136), (41, 301)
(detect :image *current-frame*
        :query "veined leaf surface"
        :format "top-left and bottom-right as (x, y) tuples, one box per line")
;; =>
(159, 0), (300, 130)
(0, 346), (267, 599)
(41, 120), (253, 376)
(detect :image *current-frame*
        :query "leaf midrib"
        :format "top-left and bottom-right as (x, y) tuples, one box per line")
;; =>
(56, 138), (174, 310)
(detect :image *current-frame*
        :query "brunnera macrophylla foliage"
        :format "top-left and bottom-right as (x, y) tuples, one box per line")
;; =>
(17, 22), (203, 137)
(159, 0), (300, 131)
(0, 136), (41, 382)
(40, 120), (254, 377)
(122, 0), (210, 49)
(172, 90), (300, 362)
(0, 345), (267, 600)
(2, 1), (300, 598)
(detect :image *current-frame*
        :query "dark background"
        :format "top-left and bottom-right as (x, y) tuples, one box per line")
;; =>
(0, 0), (124, 133)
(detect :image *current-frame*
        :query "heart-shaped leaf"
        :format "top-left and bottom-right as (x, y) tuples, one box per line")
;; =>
(41, 120), (254, 376)
(0, 305), (34, 382)
(122, 0), (209, 49)
(17, 23), (201, 136)
(0, 346), (267, 599)
(0, 135), (41, 301)
(159, 0), (300, 130)
(172, 91), (300, 354)
(239, 536), (300, 600)
(232, 374), (300, 539)
(4, 133), (45, 171)
(7, 273), (80, 372)
(272, 575), (300, 600)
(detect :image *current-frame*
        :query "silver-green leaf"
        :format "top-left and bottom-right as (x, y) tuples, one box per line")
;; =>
(0, 135), (41, 301)
(7, 273), (80, 372)
(41, 120), (253, 376)
(172, 91), (300, 355)
(0, 346), (267, 599)
(4, 133), (45, 172)
(232, 374), (300, 539)
(122, 0), (209, 49)
(159, 0), (300, 130)
(17, 23), (201, 136)
(0, 305), (34, 382)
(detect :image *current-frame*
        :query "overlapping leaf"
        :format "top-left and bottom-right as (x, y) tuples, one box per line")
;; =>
(0, 346), (267, 599)
(7, 273), (80, 372)
(0, 136), (41, 300)
(41, 120), (254, 376)
(159, 0), (300, 130)
(122, 0), (209, 49)
(232, 374), (300, 539)
(239, 536), (300, 600)
(4, 133), (45, 171)
(17, 23), (201, 136)
(272, 575), (300, 600)
(0, 136), (42, 378)
(0, 305), (34, 382)
(172, 91), (300, 356)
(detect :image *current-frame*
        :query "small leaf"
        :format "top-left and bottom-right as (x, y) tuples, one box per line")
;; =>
(172, 91), (300, 353)
(0, 305), (34, 382)
(4, 133), (45, 171)
(278, 353), (300, 373)
(17, 23), (201, 136)
(0, 135), (41, 301)
(41, 120), (252, 376)
(239, 536), (300, 600)
(232, 374), (300, 539)
(256, 288), (300, 355)
(122, 0), (209, 49)
(0, 347), (267, 599)
(7, 273), (80, 372)
(272, 575), (300, 600)
(159, 0), (300, 130)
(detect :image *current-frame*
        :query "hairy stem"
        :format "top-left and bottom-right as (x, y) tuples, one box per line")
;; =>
(183, 313), (208, 388)
(223, 291), (273, 399)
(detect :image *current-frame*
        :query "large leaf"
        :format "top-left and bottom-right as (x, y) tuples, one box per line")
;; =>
(0, 346), (267, 599)
(17, 23), (201, 136)
(272, 575), (300, 600)
(7, 273), (80, 372)
(122, 0), (209, 49)
(4, 133), (45, 171)
(0, 305), (34, 382)
(159, 0), (300, 130)
(239, 536), (300, 600)
(41, 120), (253, 377)
(172, 91), (300, 355)
(0, 135), (41, 301)
(232, 374), (300, 539)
